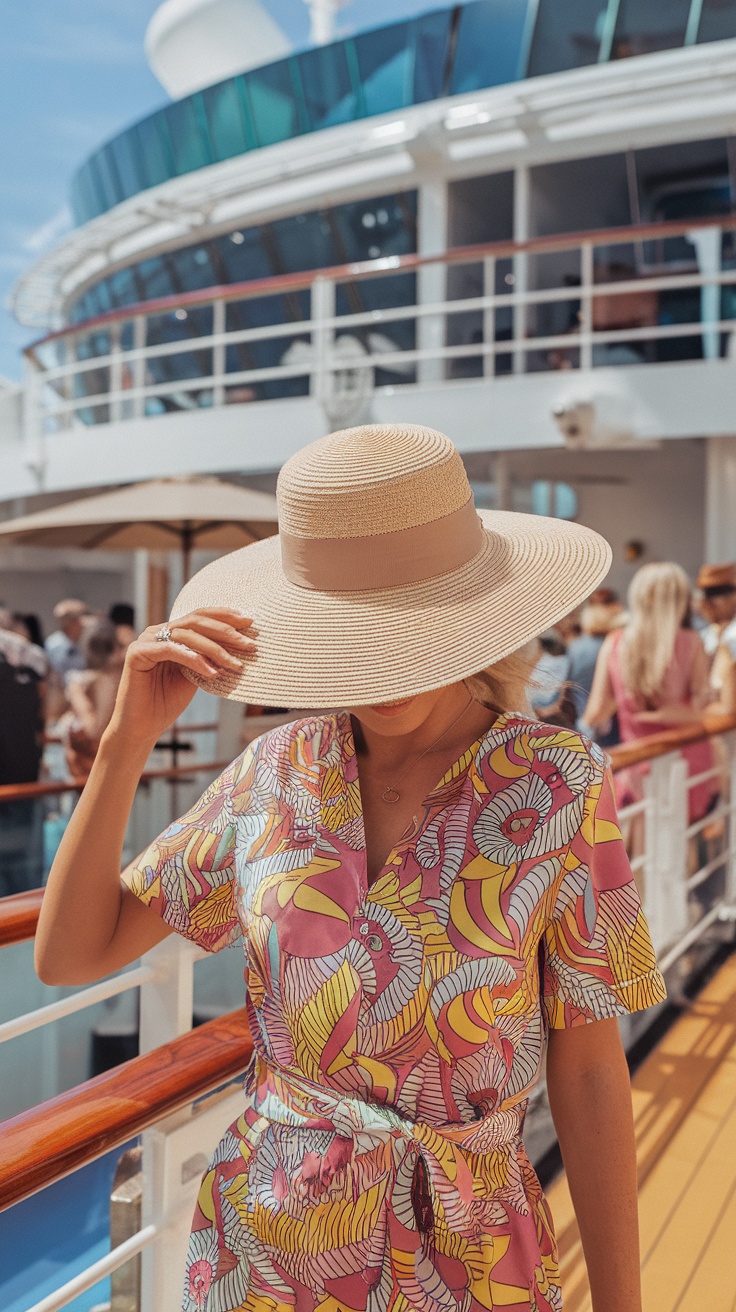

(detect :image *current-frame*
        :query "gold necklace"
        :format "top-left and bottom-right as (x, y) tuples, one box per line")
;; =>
(369, 696), (474, 804)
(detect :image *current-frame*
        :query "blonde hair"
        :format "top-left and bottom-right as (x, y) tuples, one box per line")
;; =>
(464, 642), (536, 716)
(619, 561), (691, 699)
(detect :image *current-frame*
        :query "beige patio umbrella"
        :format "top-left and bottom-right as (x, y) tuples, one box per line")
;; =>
(0, 475), (279, 580)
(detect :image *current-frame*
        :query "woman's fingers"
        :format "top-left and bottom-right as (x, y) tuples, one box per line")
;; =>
(167, 625), (252, 672)
(131, 639), (222, 680)
(138, 609), (257, 675)
(168, 614), (258, 650)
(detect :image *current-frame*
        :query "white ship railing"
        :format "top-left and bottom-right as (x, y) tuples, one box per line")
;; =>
(22, 214), (736, 436)
(1, 715), (736, 1312)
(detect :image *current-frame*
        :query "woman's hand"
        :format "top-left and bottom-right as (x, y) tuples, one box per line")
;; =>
(107, 607), (257, 747)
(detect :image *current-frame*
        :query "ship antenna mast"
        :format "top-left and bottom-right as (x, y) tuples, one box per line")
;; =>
(304, 0), (347, 45)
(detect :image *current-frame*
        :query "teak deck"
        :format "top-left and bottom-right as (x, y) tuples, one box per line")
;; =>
(547, 949), (736, 1311)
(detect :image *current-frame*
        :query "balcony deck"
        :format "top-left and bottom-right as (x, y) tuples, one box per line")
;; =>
(547, 948), (736, 1311)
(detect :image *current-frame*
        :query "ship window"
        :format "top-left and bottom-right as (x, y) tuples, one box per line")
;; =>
(216, 228), (272, 284)
(94, 145), (124, 213)
(353, 20), (414, 114)
(164, 96), (212, 176)
(697, 0), (736, 43)
(270, 212), (333, 274)
(245, 60), (300, 148)
(135, 115), (174, 190)
(297, 42), (358, 130)
(201, 79), (253, 161)
(527, 0), (607, 76)
(449, 0), (529, 95)
(530, 481), (578, 520)
(610, 0), (691, 59)
(413, 9), (455, 102)
(109, 132), (145, 200)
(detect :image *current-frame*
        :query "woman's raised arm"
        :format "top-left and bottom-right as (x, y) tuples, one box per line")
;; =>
(34, 608), (256, 986)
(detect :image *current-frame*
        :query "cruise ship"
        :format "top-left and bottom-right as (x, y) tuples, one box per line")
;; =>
(4, 0), (736, 612)
(3, 3), (736, 1310)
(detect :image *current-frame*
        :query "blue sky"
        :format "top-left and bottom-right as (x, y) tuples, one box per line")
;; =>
(0, 0), (450, 382)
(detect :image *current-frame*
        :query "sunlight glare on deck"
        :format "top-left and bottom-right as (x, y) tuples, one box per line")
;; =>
(547, 950), (736, 1311)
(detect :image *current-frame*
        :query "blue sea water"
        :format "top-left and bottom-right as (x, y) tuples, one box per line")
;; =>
(0, 1138), (139, 1312)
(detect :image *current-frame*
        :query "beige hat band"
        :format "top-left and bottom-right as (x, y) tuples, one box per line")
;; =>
(280, 497), (485, 592)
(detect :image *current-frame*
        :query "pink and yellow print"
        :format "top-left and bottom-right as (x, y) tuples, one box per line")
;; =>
(123, 710), (666, 1312)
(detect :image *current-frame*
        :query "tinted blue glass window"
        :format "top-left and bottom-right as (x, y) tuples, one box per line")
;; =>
(164, 96), (212, 175)
(170, 245), (218, 291)
(331, 192), (417, 263)
(136, 257), (176, 300)
(450, 0), (530, 94)
(110, 131), (145, 199)
(297, 42), (358, 129)
(94, 146), (124, 212)
(215, 228), (272, 283)
(413, 9), (454, 102)
(269, 212), (334, 273)
(611, 0), (690, 58)
(135, 115), (174, 189)
(697, 0), (736, 42)
(109, 266), (141, 307)
(527, 0), (606, 75)
(353, 20), (414, 114)
(201, 79), (253, 160)
(245, 60), (300, 146)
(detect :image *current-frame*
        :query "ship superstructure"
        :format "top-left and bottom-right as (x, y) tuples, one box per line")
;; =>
(3, 0), (736, 610)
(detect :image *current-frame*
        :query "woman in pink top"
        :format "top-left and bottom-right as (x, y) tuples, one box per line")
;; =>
(584, 561), (716, 822)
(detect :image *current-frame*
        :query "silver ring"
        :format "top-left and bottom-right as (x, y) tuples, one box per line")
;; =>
(155, 626), (172, 642)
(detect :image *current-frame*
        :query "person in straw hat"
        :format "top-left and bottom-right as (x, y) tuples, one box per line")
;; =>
(37, 425), (666, 1312)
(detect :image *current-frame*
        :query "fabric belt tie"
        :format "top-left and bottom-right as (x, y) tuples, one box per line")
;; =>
(279, 497), (485, 592)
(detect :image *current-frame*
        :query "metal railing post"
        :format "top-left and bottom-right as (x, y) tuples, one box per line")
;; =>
(726, 729), (736, 905)
(132, 316), (146, 419)
(110, 322), (123, 424)
(22, 355), (46, 486)
(643, 752), (689, 956)
(580, 241), (594, 370)
(311, 275), (335, 410)
(483, 256), (496, 377)
(138, 936), (196, 1312)
(212, 298), (226, 408)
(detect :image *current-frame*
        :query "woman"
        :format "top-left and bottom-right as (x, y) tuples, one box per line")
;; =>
(567, 589), (623, 740)
(584, 561), (716, 822)
(36, 425), (666, 1312)
(61, 619), (124, 780)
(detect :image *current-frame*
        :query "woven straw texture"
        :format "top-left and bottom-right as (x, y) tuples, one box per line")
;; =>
(173, 534), (611, 708)
(277, 424), (468, 538)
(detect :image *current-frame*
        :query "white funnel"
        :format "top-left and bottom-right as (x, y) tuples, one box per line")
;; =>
(145, 0), (292, 99)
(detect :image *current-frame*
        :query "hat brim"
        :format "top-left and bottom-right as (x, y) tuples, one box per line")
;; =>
(171, 510), (611, 707)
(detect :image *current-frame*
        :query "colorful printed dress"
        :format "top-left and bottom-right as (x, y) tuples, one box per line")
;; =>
(122, 710), (667, 1312)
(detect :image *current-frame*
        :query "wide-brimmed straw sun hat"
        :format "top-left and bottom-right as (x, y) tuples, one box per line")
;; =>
(172, 424), (611, 707)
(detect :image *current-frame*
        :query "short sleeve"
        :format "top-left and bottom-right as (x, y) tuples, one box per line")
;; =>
(541, 765), (667, 1028)
(121, 745), (255, 953)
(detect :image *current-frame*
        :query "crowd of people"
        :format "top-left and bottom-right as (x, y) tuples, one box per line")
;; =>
(527, 560), (736, 831)
(2, 557), (736, 895)
(0, 600), (135, 895)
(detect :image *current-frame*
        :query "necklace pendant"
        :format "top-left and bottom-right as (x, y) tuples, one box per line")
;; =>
(382, 786), (401, 804)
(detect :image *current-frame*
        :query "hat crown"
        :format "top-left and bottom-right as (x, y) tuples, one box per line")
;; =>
(697, 562), (736, 590)
(277, 424), (472, 541)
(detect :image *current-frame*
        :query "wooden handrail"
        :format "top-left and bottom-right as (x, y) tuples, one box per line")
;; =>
(0, 889), (44, 947)
(0, 758), (229, 805)
(26, 212), (736, 356)
(0, 1006), (253, 1212)
(607, 710), (736, 770)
